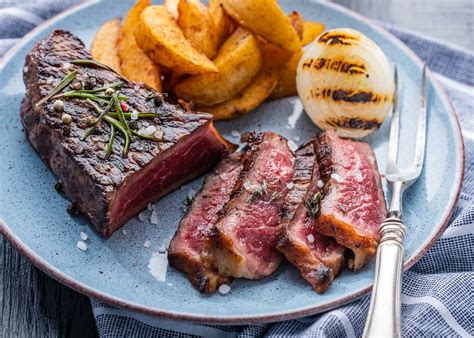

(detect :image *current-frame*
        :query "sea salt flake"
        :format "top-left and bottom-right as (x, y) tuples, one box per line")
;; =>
(286, 182), (294, 190)
(288, 140), (298, 152)
(46, 76), (54, 84)
(231, 130), (240, 138)
(150, 209), (159, 225)
(148, 252), (168, 282)
(306, 234), (315, 243)
(218, 284), (231, 295)
(76, 241), (88, 251)
(143, 125), (157, 136)
(158, 245), (167, 253)
(143, 240), (151, 248)
(331, 173), (344, 183)
(147, 203), (154, 211)
(138, 210), (148, 222)
(293, 136), (301, 141)
(317, 180), (324, 188)
(131, 110), (139, 120)
(122, 229), (128, 235)
(80, 231), (88, 241)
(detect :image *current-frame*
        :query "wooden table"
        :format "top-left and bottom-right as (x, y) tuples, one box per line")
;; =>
(1, 1), (472, 336)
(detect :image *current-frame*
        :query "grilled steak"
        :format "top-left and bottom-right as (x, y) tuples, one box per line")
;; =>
(315, 130), (386, 270)
(21, 30), (234, 237)
(277, 142), (345, 293)
(168, 153), (243, 293)
(212, 132), (295, 279)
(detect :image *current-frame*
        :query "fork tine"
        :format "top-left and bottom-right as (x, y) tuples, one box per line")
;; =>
(411, 65), (427, 175)
(386, 66), (399, 172)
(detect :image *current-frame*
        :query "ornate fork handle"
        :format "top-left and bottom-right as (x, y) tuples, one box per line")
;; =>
(363, 215), (406, 338)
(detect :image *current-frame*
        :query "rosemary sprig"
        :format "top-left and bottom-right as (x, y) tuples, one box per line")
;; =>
(103, 115), (130, 157)
(35, 71), (78, 107)
(54, 91), (127, 102)
(112, 93), (132, 144)
(108, 112), (158, 119)
(247, 189), (262, 204)
(305, 192), (322, 217)
(72, 59), (127, 80)
(104, 125), (115, 159)
(81, 99), (114, 141)
(74, 81), (123, 93)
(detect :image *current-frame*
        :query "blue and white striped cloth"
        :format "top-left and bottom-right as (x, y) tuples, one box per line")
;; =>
(1, 1), (473, 337)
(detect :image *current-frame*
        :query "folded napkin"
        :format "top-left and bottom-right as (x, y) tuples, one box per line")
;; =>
(1, 1), (472, 337)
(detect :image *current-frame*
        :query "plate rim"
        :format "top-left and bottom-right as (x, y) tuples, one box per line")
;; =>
(0, 0), (465, 324)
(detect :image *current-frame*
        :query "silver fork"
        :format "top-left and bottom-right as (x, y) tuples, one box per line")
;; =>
(363, 66), (427, 338)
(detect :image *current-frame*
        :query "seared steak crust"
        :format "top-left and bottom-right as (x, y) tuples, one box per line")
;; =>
(277, 142), (345, 293)
(168, 153), (243, 293)
(21, 30), (234, 237)
(213, 132), (295, 279)
(315, 130), (386, 270)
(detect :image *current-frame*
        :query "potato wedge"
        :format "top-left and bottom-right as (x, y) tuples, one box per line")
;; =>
(174, 27), (262, 106)
(221, 0), (301, 53)
(199, 40), (292, 120)
(208, 0), (234, 46)
(177, 0), (218, 59)
(302, 21), (325, 46)
(117, 0), (162, 92)
(270, 21), (325, 100)
(91, 18), (122, 73)
(164, 0), (179, 19)
(135, 5), (217, 75)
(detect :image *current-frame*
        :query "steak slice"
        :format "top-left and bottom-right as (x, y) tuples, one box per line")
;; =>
(21, 30), (234, 237)
(213, 132), (295, 279)
(168, 153), (243, 293)
(315, 130), (386, 270)
(277, 142), (345, 293)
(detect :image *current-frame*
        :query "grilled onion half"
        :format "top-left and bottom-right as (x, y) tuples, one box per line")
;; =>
(296, 28), (394, 138)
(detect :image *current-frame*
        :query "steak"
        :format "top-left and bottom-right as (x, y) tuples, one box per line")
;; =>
(168, 153), (243, 293)
(277, 142), (345, 293)
(212, 132), (295, 279)
(315, 130), (386, 270)
(21, 30), (234, 237)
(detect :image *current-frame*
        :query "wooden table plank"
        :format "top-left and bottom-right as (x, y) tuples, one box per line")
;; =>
(1, 1), (472, 337)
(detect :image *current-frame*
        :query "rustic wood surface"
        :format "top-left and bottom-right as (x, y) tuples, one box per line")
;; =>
(1, 1), (472, 337)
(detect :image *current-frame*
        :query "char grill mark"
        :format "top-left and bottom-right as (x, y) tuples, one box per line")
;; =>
(21, 30), (234, 237)
(277, 142), (345, 293)
(212, 132), (295, 280)
(168, 153), (243, 293)
(315, 130), (386, 270)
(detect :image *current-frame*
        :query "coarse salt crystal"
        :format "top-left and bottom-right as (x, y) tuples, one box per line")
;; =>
(150, 209), (159, 225)
(317, 180), (324, 188)
(331, 173), (344, 183)
(131, 110), (139, 120)
(158, 245), (167, 253)
(293, 136), (300, 141)
(134, 84), (140, 91)
(76, 241), (88, 251)
(148, 252), (168, 282)
(143, 125), (157, 136)
(147, 203), (154, 211)
(61, 62), (71, 71)
(46, 77), (54, 84)
(80, 231), (88, 241)
(143, 240), (151, 248)
(23, 66), (28, 73)
(286, 182), (294, 190)
(122, 229), (128, 235)
(288, 140), (298, 152)
(231, 130), (240, 138)
(218, 284), (231, 295)
(138, 210), (148, 222)
(306, 234), (315, 243)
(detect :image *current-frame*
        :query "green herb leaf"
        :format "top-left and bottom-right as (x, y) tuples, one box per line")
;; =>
(305, 192), (322, 217)
(112, 94), (132, 153)
(104, 125), (116, 159)
(131, 129), (160, 141)
(72, 59), (127, 80)
(81, 99), (114, 141)
(103, 115), (130, 157)
(247, 188), (262, 204)
(72, 81), (123, 93)
(35, 71), (78, 107)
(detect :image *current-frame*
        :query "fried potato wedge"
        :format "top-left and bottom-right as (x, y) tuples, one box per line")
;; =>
(177, 0), (218, 59)
(118, 0), (162, 92)
(302, 21), (325, 45)
(91, 18), (122, 73)
(174, 27), (262, 106)
(221, 0), (301, 53)
(199, 40), (292, 120)
(164, 0), (179, 19)
(135, 5), (217, 75)
(208, 0), (235, 46)
(270, 21), (325, 99)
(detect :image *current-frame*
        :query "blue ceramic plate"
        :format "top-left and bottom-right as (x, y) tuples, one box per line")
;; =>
(0, 0), (464, 324)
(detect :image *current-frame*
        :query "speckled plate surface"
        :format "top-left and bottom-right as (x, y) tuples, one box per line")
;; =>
(0, 0), (464, 324)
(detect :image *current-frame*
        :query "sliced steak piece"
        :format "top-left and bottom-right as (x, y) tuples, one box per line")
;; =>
(21, 30), (234, 237)
(213, 132), (295, 279)
(315, 130), (386, 270)
(277, 142), (345, 293)
(168, 153), (243, 293)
